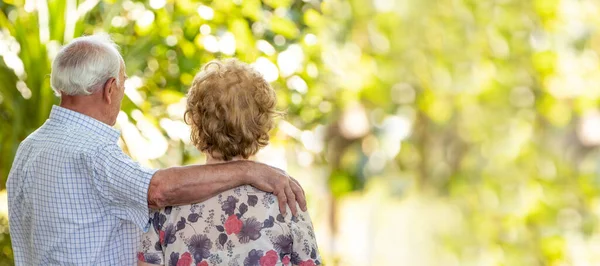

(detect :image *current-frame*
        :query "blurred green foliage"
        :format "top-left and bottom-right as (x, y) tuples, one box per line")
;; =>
(2, 0), (600, 265)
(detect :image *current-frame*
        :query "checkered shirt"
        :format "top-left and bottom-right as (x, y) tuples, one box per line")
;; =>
(7, 105), (156, 265)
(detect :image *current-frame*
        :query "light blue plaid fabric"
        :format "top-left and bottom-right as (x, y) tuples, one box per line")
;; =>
(7, 105), (157, 265)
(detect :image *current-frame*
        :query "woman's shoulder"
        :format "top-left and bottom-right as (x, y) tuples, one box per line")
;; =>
(152, 185), (280, 226)
(215, 185), (280, 217)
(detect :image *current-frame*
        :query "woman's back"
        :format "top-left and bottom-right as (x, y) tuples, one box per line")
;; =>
(139, 58), (321, 266)
(138, 184), (321, 266)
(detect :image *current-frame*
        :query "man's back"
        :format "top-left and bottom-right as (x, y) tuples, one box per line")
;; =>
(7, 106), (154, 265)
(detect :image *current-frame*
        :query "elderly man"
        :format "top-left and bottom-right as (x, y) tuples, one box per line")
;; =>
(6, 33), (305, 265)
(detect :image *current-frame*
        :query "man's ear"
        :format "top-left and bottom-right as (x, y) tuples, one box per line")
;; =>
(102, 77), (116, 105)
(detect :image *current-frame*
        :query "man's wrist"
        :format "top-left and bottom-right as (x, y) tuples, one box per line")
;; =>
(235, 160), (256, 186)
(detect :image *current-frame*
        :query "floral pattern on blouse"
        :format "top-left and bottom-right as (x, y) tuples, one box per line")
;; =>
(138, 185), (321, 266)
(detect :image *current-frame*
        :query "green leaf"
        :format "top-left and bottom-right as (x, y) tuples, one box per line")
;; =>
(270, 16), (299, 39)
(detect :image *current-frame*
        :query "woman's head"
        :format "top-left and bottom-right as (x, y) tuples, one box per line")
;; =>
(185, 58), (279, 161)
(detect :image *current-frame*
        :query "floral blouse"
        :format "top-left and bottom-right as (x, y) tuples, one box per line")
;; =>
(137, 185), (321, 266)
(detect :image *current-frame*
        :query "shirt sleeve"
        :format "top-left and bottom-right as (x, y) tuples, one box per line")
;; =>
(92, 143), (157, 231)
(290, 210), (322, 266)
(137, 209), (166, 265)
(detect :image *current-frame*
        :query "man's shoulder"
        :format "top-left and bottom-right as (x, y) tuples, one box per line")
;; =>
(20, 121), (112, 156)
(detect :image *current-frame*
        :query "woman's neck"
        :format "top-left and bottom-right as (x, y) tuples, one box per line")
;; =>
(205, 153), (245, 164)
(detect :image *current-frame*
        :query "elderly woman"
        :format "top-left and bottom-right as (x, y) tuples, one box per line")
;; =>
(137, 59), (321, 266)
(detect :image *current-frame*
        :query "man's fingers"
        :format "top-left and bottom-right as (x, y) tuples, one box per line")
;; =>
(290, 177), (305, 195)
(285, 185), (298, 216)
(290, 180), (307, 212)
(275, 190), (288, 216)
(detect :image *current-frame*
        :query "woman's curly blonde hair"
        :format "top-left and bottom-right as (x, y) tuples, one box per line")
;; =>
(184, 58), (279, 161)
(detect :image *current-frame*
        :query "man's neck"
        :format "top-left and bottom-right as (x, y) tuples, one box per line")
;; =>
(60, 96), (113, 126)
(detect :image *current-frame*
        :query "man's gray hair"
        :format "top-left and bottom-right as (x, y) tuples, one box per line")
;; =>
(50, 33), (123, 96)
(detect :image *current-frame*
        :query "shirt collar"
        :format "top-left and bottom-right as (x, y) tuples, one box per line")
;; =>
(49, 105), (121, 143)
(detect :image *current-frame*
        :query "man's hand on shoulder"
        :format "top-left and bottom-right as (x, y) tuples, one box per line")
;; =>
(241, 160), (307, 216)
